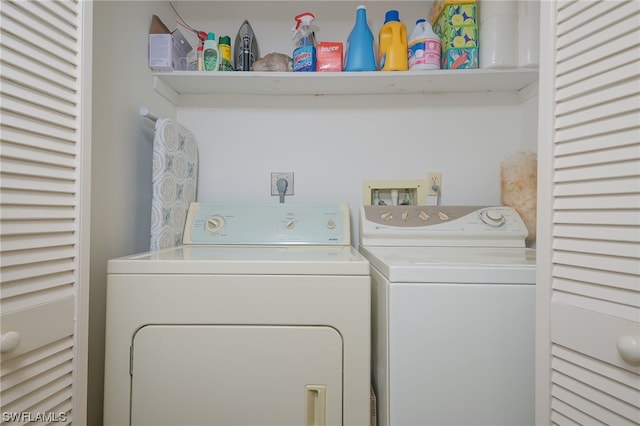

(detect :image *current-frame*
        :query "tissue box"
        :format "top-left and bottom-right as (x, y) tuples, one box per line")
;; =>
(429, 0), (476, 26)
(434, 3), (477, 35)
(148, 15), (193, 71)
(440, 25), (478, 51)
(442, 47), (478, 69)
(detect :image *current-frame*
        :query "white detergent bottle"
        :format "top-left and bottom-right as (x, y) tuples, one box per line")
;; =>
(203, 32), (220, 71)
(408, 19), (440, 70)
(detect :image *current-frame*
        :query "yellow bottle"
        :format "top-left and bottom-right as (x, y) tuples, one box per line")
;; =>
(378, 10), (408, 71)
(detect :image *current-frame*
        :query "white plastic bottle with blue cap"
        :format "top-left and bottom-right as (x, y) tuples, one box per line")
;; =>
(408, 19), (440, 70)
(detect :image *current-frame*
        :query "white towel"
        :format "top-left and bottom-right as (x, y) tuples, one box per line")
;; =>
(150, 118), (198, 250)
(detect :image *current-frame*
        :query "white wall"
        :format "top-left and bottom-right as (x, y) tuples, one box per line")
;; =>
(178, 90), (537, 244)
(90, 2), (177, 424)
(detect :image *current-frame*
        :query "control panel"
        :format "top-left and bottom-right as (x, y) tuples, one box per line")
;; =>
(359, 205), (529, 247)
(183, 203), (351, 245)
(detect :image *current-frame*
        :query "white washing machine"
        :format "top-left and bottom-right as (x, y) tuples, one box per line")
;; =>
(359, 205), (535, 426)
(103, 203), (371, 426)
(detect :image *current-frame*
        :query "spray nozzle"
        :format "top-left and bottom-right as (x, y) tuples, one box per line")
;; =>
(292, 12), (316, 41)
(196, 31), (208, 44)
(292, 12), (315, 31)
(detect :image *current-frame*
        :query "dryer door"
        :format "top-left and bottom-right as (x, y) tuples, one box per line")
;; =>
(130, 325), (342, 426)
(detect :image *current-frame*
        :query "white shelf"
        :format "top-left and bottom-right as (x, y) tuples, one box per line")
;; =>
(153, 69), (539, 98)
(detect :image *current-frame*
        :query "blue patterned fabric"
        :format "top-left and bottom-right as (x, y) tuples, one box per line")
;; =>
(150, 118), (198, 250)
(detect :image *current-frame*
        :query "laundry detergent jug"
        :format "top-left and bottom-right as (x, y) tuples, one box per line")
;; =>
(378, 10), (408, 71)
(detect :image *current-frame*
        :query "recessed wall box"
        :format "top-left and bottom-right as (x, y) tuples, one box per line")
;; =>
(363, 179), (427, 206)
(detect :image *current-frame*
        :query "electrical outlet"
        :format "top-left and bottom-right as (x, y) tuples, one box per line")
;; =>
(271, 172), (294, 196)
(426, 172), (443, 196)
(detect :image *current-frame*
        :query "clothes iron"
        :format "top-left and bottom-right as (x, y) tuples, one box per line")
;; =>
(234, 20), (259, 71)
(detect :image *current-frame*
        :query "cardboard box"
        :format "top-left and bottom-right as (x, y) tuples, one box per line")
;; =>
(148, 15), (193, 71)
(316, 41), (343, 72)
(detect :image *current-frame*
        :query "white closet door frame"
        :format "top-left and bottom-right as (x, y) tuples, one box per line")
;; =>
(536, 0), (556, 422)
(76, 0), (93, 421)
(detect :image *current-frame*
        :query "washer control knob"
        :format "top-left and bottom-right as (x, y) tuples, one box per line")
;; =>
(480, 209), (506, 227)
(205, 216), (225, 233)
(286, 220), (295, 229)
(487, 209), (503, 221)
(327, 220), (336, 229)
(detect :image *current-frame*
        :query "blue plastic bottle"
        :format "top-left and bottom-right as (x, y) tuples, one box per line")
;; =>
(344, 5), (377, 71)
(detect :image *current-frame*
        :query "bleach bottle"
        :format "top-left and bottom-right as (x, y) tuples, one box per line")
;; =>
(344, 5), (377, 71)
(408, 19), (440, 70)
(378, 10), (408, 71)
(292, 12), (317, 72)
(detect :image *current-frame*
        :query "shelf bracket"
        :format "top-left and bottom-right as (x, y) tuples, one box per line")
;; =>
(153, 75), (180, 105)
(518, 78), (539, 103)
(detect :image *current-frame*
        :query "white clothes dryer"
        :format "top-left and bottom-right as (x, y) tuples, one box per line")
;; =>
(103, 203), (371, 426)
(359, 205), (535, 426)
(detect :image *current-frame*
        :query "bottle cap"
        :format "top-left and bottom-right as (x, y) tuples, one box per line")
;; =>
(208, 32), (215, 40)
(385, 10), (400, 23)
(416, 18), (426, 24)
(219, 36), (231, 45)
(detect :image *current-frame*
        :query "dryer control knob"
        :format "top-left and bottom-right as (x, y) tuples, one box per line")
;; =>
(206, 216), (225, 233)
(286, 220), (295, 229)
(327, 220), (336, 229)
(480, 209), (506, 227)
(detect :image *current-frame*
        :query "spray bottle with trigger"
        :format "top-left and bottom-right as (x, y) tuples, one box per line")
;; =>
(292, 12), (317, 72)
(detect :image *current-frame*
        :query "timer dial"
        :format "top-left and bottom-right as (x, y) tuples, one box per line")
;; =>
(205, 216), (225, 233)
(480, 209), (506, 227)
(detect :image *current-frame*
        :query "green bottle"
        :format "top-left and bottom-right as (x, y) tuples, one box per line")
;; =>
(218, 36), (232, 71)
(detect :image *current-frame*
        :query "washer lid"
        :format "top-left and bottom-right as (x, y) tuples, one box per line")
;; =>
(359, 246), (536, 283)
(108, 245), (370, 276)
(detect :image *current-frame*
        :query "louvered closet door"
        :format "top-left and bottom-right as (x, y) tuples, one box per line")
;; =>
(0, 0), (89, 424)
(538, 0), (640, 424)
